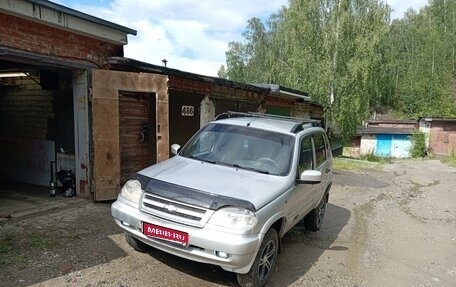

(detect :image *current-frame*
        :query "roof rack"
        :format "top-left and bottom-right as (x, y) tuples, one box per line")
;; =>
(215, 111), (321, 133)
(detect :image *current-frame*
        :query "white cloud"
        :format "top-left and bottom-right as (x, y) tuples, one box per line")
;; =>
(123, 19), (225, 76)
(65, 0), (288, 76)
(61, 0), (428, 77)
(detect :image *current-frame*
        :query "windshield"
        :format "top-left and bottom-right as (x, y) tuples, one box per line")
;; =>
(180, 123), (294, 176)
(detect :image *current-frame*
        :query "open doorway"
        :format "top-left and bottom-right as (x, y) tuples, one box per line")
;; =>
(0, 61), (82, 218)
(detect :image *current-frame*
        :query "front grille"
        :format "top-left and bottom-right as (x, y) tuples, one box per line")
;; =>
(141, 193), (214, 228)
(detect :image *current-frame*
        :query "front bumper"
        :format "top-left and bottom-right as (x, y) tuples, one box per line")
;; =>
(111, 200), (261, 273)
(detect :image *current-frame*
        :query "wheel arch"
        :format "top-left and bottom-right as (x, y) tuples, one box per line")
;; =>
(269, 217), (286, 254)
(324, 181), (332, 201)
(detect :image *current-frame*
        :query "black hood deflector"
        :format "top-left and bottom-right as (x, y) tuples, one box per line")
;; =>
(133, 173), (256, 211)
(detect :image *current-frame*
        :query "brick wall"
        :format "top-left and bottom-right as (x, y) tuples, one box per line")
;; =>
(0, 72), (74, 187)
(265, 96), (294, 108)
(294, 102), (324, 119)
(0, 75), (53, 139)
(210, 83), (265, 103)
(169, 76), (209, 94)
(0, 13), (123, 65)
(0, 71), (73, 145)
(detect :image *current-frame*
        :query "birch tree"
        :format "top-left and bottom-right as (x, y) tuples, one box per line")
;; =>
(219, 0), (456, 141)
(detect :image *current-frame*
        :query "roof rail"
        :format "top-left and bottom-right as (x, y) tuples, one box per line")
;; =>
(215, 111), (321, 132)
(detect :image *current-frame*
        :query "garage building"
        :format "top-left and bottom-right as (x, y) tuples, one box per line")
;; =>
(0, 0), (324, 204)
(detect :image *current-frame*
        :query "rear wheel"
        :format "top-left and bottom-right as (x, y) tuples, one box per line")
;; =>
(125, 233), (150, 252)
(237, 228), (278, 287)
(304, 193), (328, 231)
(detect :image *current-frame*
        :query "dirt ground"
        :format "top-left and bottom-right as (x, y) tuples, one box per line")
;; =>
(0, 159), (455, 287)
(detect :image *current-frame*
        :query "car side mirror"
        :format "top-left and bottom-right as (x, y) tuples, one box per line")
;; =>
(299, 170), (322, 184)
(171, 144), (181, 155)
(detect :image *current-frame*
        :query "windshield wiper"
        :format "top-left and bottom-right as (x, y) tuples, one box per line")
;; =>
(231, 163), (270, 174)
(189, 155), (216, 164)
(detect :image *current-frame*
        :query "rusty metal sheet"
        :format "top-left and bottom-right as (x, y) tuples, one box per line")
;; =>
(92, 69), (168, 201)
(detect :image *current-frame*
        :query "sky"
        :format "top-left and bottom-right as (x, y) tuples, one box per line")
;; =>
(57, 0), (429, 77)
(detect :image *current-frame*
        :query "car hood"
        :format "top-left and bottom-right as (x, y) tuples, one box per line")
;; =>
(138, 156), (290, 210)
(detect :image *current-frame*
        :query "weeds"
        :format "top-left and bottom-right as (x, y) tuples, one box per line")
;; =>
(410, 132), (427, 158)
(0, 232), (59, 266)
(443, 147), (456, 167)
(359, 153), (378, 162)
(359, 153), (392, 164)
(29, 234), (55, 251)
(0, 236), (20, 265)
(333, 157), (384, 171)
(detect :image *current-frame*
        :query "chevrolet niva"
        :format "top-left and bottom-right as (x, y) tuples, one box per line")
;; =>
(111, 112), (333, 287)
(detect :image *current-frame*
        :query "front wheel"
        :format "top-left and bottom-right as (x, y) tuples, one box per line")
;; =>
(237, 228), (279, 287)
(304, 193), (328, 231)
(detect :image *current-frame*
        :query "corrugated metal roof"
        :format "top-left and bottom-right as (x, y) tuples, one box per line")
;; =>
(107, 57), (267, 92)
(25, 0), (137, 35)
(251, 83), (310, 99)
(106, 57), (322, 107)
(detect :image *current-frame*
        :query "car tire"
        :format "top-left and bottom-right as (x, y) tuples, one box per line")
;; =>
(125, 233), (150, 252)
(237, 228), (279, 287)
(304, 193), (328, 231)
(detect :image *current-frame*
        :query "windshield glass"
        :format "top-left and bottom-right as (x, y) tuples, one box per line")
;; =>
(180, 123), (294, 176)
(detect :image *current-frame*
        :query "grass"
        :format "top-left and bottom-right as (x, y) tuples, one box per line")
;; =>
(359, 153), (392, 164)
(333, 157), (386, 171)
(0, 237), (20, 265)
(29, 234), (56, 251)
(333, 150), (392, 171)
(443, 150), (456, 167)
(0, 232), (60, 266)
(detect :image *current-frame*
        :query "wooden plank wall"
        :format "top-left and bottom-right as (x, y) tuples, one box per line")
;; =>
(91, 70), (168, 201)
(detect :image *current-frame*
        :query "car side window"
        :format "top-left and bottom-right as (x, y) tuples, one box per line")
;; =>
(298, 137), (314, 176)
(313, 133), (327, 167)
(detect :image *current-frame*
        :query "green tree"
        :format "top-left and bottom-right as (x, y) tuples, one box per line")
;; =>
(221, 41), (248, 81)
(220, 0), (456, 142)
(389, 1), (456, 118)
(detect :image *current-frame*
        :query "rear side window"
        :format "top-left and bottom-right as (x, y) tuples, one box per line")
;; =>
(313, 133), (327, 167)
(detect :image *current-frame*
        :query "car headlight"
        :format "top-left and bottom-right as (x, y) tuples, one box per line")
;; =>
(208, 207), (257, 231)
(119, 179), (143, 204)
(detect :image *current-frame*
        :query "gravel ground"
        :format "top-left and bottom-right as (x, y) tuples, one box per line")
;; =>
(0, 159), (455, 287)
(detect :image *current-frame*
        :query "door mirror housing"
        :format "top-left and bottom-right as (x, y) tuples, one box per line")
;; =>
(299, 170), (322, 184)
(171, 144), (181, 155)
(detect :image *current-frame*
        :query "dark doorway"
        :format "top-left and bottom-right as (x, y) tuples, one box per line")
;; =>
(169, 90), (204, 147)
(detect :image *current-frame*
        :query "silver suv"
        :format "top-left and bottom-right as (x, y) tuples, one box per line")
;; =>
(111, 112), (332, 287)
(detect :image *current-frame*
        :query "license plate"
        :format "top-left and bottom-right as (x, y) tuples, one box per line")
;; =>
(143, 222), (189, 246)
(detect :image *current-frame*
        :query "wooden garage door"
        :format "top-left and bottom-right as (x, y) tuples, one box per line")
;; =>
(119, 91), (156, 185)
(92, 70), (168, 201)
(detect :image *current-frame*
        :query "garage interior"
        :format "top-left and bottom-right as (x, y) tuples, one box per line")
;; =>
(0, 59), (81, 219)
